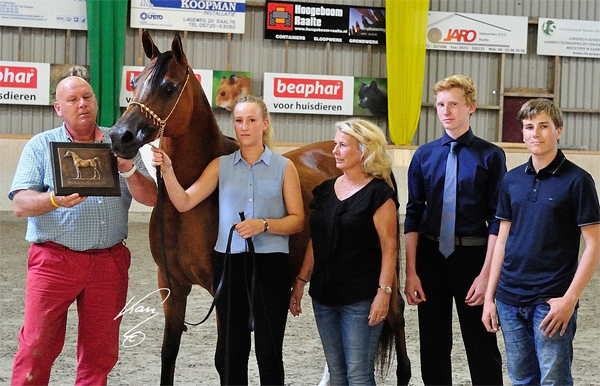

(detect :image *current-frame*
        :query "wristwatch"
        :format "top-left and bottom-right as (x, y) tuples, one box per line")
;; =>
(378, 285), (392, 294)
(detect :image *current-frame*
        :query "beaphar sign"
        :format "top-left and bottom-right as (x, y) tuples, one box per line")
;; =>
(0, 61), (50, 105)
(263, 73), (355, 115)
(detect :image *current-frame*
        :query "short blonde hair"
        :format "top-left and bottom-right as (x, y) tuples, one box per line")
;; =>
(434, 75), (477, 106)
(235, 95), (275, 150)
(335, 118), (392, 181)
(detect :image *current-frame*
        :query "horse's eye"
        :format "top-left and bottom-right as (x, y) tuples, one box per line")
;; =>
(164, 83), (177, 94)
(131, 75), (140, 90)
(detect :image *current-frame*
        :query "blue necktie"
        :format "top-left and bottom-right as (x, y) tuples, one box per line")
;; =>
(439, 142), (457, 258)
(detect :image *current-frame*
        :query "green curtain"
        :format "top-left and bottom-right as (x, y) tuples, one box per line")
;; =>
(86, 0), (127, 127)
(386, 0), (429, 145)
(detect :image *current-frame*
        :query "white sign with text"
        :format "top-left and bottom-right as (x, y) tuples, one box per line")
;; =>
(426, 12), (528, 54)
(0, 0), (87, 30)
(538, 18), (600, 58)
(130, 0), (245, 34)
(263, 72), (354, 115)
(0, 61), (50, 105)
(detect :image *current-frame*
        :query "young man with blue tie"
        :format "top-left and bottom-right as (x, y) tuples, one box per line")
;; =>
(404, 75), (505, 385)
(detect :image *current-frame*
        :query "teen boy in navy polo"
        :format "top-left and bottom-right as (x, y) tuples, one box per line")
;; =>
(404, 75), (504, 385)
(483, 98), (600, 385)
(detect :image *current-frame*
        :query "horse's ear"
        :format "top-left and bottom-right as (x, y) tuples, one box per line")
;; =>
(142, 29), (161, 59)
(172, 32), (187, 64)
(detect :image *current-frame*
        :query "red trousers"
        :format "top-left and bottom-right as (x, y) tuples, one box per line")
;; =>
(12, 241), (130, 386)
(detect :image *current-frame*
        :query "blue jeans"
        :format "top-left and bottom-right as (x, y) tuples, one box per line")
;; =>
(496, 299), (577, 385)
(312, 299), (383, 386)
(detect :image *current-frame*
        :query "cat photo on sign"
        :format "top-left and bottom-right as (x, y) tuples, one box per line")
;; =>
(354, 77), (388, 117)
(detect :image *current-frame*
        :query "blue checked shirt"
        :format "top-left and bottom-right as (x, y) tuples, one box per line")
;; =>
(9, 124), (150, 251)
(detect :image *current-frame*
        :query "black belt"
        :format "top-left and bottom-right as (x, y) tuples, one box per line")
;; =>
(422, 234), (487, 247)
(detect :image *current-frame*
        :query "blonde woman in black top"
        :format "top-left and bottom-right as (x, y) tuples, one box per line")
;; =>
(290, 118), (397, 385)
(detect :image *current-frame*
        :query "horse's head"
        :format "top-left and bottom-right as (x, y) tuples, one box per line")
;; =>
(110, 30), (197, 159)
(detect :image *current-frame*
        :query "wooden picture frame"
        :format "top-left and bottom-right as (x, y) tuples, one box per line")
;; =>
(50, 142), (121, 196)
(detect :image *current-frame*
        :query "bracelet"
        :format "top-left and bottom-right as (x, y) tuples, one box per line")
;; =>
(262, 218), (269, 233)
(49, 191), (61, 208)
(296, 276), (308, 284)
(119, 164), (137, 179)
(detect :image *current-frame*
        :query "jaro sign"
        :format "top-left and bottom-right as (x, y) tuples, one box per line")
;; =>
(426, 12), (527, 54)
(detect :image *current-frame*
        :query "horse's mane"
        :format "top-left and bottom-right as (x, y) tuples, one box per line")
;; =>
(150, 51), (174, 92)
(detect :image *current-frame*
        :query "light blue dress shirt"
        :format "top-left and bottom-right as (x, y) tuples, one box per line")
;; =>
(214, 147), (290, 254)
(9, 124), (150, 251)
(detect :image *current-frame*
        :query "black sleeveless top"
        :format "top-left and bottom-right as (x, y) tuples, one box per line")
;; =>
(308, 177), (397, 306)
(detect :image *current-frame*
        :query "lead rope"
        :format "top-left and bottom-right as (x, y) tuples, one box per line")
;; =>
(239, 212), (256, 332)
(224, 211), (256, 384)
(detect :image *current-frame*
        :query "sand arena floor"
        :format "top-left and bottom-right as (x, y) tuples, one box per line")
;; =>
(2, 216), (600, 385)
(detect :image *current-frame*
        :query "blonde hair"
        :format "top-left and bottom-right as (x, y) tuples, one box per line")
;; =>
(434, 75), (477, 106)
(335, 118), (392, 181)
(235, 95), (275, 150)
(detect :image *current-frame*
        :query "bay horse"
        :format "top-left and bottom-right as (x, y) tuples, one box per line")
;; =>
(109, 30), (410, 385)
(63, 150), (102, 179)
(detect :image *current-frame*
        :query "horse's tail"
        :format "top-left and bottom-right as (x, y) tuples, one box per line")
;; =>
(376, 310), (395, 377)
(95, 157), (102, 171)
(375, 170), (401, 378)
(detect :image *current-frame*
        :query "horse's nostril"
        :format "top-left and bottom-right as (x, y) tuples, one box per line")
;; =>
(120, 130), (135, 144)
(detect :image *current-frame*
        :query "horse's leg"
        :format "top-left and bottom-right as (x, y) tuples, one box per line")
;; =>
(157, 267), (191, 386)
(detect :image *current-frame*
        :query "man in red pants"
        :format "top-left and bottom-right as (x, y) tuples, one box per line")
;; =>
(9, 76), (157, 385)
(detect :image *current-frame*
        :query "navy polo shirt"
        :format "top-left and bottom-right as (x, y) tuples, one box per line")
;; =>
(405, 128), (507, 237)
(495, 150), (600, 306)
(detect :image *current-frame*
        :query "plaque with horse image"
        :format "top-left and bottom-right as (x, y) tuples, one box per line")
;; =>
(50, 142), (121, 196)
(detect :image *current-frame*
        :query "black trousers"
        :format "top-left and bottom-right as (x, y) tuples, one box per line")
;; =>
(213, 252), (290, 386)
(416, 236), (503, 386)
